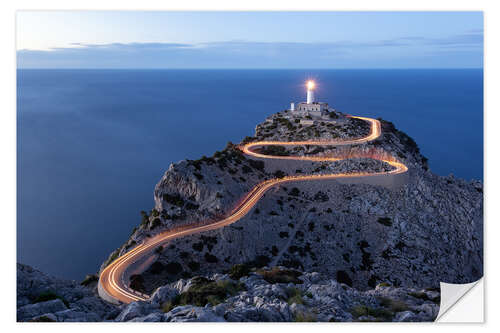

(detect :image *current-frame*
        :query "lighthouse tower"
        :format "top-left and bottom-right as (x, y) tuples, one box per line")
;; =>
(306, 80), (315, 104)
(290, 80), (329, 118)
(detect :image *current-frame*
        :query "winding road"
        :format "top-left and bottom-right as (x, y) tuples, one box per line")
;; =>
(98, 116), (408, 305)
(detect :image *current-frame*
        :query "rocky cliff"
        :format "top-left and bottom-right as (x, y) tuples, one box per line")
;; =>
(18, 110), (482, 322)
(103, 110), (482, 293)
(17, 263), (440, 322)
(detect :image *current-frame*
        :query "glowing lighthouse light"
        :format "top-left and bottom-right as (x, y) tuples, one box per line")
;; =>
(306, 80), (315, 104)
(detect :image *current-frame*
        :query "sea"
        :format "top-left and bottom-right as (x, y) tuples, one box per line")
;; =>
(17, 69), (483, 280)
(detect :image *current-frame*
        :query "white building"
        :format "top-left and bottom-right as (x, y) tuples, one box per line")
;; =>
(290, 80), (329, 117)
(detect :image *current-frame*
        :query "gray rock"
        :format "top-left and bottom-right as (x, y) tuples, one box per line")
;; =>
(213, 303), (227, 317)
(115, 301), (157, 322)
(29, 313), (58, 322)
(414, 303), (439, 321)
(129, 312), (165, 322)
(165, 305), (225, 322)
(54, 309), (100, 322)
(17, 299), (67, 321)
(17, 263), (119, 322)
(394, 311), (419, 322)
(150, 285), (179, 306)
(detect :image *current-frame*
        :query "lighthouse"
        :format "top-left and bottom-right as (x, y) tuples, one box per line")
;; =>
(306, 80), (315, 104)
(290, 80), (330, 118)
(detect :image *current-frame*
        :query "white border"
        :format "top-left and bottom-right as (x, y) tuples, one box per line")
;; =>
(3, 1), (496, 332)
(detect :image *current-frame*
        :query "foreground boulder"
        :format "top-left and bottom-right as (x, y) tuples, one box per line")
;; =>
(17, 263), (117, 322)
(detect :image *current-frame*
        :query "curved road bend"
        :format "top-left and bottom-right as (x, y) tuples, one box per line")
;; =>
(98, 116), (408, 304)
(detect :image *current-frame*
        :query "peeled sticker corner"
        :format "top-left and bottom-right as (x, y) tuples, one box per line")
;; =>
(435, 278), (483, 323)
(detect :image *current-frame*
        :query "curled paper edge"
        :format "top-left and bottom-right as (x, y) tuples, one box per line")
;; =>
(436, 278), (483, 322)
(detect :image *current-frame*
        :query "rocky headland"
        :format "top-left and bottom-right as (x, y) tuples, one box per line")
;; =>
(17, 109), (483, 322)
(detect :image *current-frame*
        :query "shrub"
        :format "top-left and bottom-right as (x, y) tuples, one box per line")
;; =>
(241, 165), (252, 173)
(241, 136), (256, 144)
(193, 172), (204, 180)
(175, 278), (246, 307)
(149, 261), (165, 274)
(286, 287), (305, 305)
(248, 159), (265, 171)
(229, 264), (251, 280)
(289, 187), (300, 196)
(151, 218), (162, 229)
(328, 111), (339, 119)
(336, 270), (353, 287)
(378, 297), (409, 313)
(279, 231), (289, 238)
(163, 193), (184, 207)
(155, 245), (163, 254)
(258, 267), (303, 284)
(273, 170), (286, 178)
(165, 262), (183, 275)
(350, 305), (393, 321)
(294, 311), (317, 322)
(377, 217), (392, 227)
(161, 300), (177, 313)
(187, 261), (200, 272)
(313, 191), (329, 202)
(125, 240), (137, 250)
(185, 202), (199, 210)
(192, 242), (204, 252)
(260, 145), (289, 156)
(80, 274), (98, 286)
(281, 259), (303, 270)
(248, 255), (271, 268)
(130, 274), (146, 293)
(308, 222), (315, 231)
(140, 211), (149, 226)
(33, 291), (69, 307)
(204, 253), (218, 263)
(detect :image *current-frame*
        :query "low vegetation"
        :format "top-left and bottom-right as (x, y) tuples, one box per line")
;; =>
(377, 217), (392, 227)
(162, 193), (185, 207)
(350, 304), (394, 321)
(377, 297), (410, 313)
(294, 311), (317, 322)
(257, 267), (303, 284)
(228, 263), (251, 280)
(80, 274), (98, 286)
(286, 287), (305, 305)
(33, 291), (69, 307)
(161, 277), (246, 311)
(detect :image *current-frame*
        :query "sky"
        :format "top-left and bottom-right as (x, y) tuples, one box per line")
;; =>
(16, 11), (483, 69)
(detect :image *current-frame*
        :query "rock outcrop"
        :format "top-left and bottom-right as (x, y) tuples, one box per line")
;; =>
(19, 110), (481, 322)
(106, 111), (482, 293)
(17, 263), (118, 322)
(114, 268), (441, 322)
(18, 263), (442, 322)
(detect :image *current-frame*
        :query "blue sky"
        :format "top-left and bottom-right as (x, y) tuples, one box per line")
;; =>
(16, 11), (483, 69)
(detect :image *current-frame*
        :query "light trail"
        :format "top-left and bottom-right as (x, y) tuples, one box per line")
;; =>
(98, 116), (408, 304)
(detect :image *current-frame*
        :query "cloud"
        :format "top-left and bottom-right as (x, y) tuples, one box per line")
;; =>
(17, 31), (483, 69)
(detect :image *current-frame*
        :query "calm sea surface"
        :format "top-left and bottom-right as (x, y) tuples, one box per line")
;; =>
(17, 69), (483, 280)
